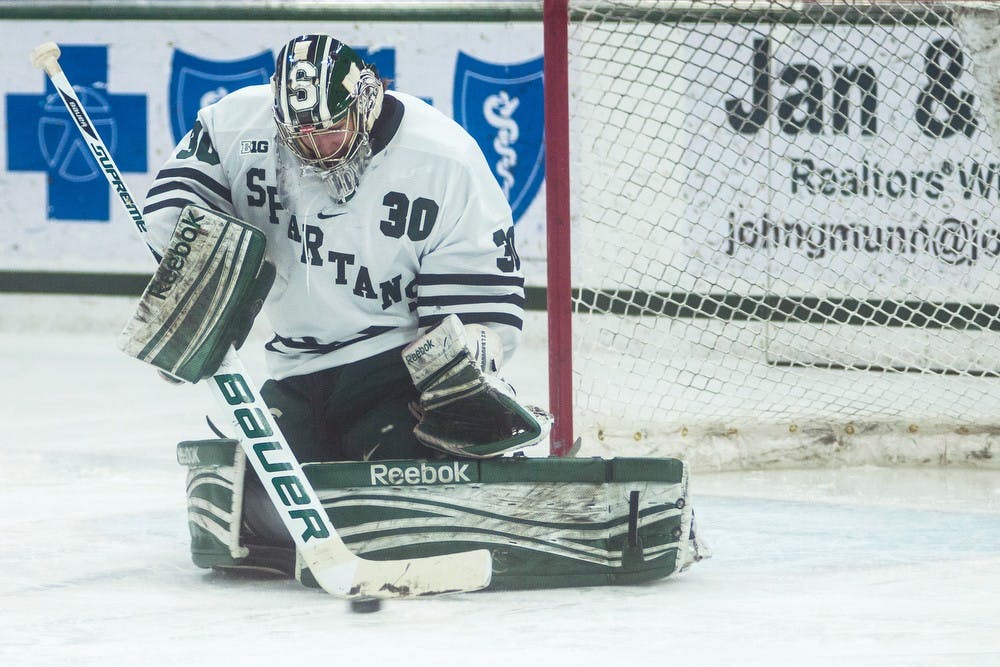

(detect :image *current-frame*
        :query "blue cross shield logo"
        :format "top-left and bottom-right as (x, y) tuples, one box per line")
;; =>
(6, 44), (146, 221)
(169, 49), (274, 144)
(453, 53), (545, 224)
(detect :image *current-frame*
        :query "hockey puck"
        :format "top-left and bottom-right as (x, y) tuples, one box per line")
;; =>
(349, 596), (382, 613)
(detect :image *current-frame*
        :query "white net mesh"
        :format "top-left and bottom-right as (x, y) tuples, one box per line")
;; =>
(563, 0), (1000, 466)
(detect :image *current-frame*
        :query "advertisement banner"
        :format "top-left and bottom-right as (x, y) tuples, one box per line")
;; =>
(680, 23), (1000, 301)
(4, 17), (1000, 303)
(0, 21), (546, 281)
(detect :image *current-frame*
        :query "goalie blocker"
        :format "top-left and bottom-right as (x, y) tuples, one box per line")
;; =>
(177, 438), (709, 590)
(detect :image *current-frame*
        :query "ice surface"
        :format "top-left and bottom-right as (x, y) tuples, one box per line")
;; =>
(2, 302), (999, 666)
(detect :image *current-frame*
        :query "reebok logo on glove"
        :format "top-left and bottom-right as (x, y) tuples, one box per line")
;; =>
(149, 211), (206, 300)
(403, 339), (436, 365)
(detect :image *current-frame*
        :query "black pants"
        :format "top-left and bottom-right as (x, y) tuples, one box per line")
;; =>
(260, 345), (435, 462)
(242, 345), (437, 546)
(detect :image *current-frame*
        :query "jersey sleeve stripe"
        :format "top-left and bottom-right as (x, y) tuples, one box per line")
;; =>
(145, 181), (231, 211)
(154, 167), (232, 201)
(417, 293), (525, 308)
(418, 313), (523, 330)
(142, 197), (226, 216)
(415, 273), (525, 287)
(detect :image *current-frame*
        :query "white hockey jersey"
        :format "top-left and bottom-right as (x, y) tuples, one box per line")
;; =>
(143, 87), (524, 381)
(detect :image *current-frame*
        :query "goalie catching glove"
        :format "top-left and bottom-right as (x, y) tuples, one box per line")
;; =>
(119, 205), (275, 382)
(402, 314), (552, 458)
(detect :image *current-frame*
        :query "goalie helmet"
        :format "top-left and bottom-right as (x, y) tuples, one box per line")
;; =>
(271, 34), (384, 202)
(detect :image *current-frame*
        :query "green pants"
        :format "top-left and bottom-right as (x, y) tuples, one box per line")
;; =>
(259, 345), (436, 463)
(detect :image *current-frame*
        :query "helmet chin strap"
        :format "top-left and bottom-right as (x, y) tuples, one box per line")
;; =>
(305, 136), (373, 203)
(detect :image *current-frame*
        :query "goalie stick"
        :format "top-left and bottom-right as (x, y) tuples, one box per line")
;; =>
(29, 41), (492, 600)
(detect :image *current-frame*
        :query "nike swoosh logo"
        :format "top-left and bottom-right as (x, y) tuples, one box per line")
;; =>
(317, 211), (348, 220)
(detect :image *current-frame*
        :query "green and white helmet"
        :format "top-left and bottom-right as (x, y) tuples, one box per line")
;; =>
(271, 34), (384, 201)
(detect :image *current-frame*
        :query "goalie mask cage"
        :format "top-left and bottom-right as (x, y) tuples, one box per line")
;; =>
(543, 0), (1000, 467)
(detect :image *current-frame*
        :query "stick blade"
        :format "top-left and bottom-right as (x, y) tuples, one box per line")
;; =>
(315, 548), (493, 600)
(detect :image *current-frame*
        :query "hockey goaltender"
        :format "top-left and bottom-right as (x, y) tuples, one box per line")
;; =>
(118, 33), (707, 593)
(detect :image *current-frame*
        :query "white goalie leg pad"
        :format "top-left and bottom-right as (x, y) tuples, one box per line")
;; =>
(403, 315), (551, 458)
(177, 439), (249, 561)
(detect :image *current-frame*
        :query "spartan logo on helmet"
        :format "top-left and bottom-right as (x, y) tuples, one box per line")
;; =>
(271, 34), (384, 202)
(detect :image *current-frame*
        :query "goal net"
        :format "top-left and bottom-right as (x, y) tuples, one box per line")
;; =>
(544, 0), (1000, 468)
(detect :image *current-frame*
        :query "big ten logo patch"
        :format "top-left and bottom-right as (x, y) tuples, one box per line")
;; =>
(240, 140), (270, 155)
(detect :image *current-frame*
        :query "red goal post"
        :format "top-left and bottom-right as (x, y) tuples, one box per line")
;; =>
(543, 0), (1000, 468)
(544, 0), (575, 456)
